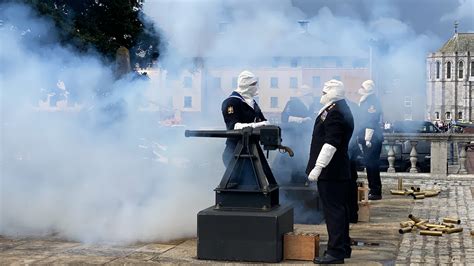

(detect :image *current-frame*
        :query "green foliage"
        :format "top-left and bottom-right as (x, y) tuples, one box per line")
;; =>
(20, 0), (161, 66)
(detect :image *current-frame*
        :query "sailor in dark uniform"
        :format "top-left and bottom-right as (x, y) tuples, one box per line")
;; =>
(307, 80), (354, 264)
(347, 100), (362, 223)
(221, 70), (269, 188)
(358, 80), (384, 200)
(275, 85), (319, 185)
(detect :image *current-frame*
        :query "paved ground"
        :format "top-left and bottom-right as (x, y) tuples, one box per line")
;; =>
(1, 176), (474, 265)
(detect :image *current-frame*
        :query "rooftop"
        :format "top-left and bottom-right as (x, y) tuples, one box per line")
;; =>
(438, 33), (474, 53)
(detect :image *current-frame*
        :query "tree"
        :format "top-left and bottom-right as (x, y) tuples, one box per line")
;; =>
(20, 0), (161, 66)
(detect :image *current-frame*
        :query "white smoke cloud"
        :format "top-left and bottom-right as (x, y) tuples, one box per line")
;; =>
(0, 3), (223, 244)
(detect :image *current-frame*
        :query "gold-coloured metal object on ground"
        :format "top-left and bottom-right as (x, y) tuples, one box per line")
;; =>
(413, 192), (425, 196)
(397, 177), (403, 190)
(415, 222), (428, 230)
(409, 214), (421, 223)
(399, 227), (412, 234)
(420, 230), (442, 236)
(413, 194), (425, 200)
(429, 227), (446, 232)
(446, 227), (463, 234)
(400, 221), (415, 227)
(411, 187), (421, 192)
(443, 217), (461, 224)
(424, 190), (441, 197)
(441, 222), (455, 228)
(390, 190), (406, 195)
(425, 224), (446, 229)
(404, 189), (414, 194)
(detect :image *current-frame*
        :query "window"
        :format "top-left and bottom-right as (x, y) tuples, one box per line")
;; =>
(291, 58), (299, 68)
(290, 77), (298, 88)
(213, 77), (221, 89)
(332, 76), (341, 81)
(445, 112), (451, 120)
(270, 97), (278, 108)
(232, 77), (238, 88)
(312, 76), (321, 88)
(184, 96), (192, 108)
(436, 61), (440, 79)
(404, 96), (412, 107)
(458, 112), (463, 120)
(183, 76), (192, 88)
(404, 113), (413, 120)
(447, 62), (452, 78)
(458, 61), (464, 79)
(270, 77), (278, 88)
(435, 112), (440, 120)
(471, 61), (474, 76)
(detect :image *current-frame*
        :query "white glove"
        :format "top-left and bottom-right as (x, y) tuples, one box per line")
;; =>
(308, 165), (322, 181)
(288, 116), (312, 123)
(365, 140), (372, 148)
(252, 121), (270, 128)
(307, 143), (337, 182)
(234, 121), (270, 130)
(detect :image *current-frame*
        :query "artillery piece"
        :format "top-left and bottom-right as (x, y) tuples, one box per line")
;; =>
(185, 125), (294, 262)
(185, 125), (293, 210)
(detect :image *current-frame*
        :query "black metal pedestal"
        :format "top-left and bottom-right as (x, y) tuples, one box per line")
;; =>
(197, 204), (293, 262)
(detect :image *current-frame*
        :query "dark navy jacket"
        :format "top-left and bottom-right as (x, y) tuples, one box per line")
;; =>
(306, 99), (354, 181)
(358, 94), (383, 143)
(221, 91), (266, 145)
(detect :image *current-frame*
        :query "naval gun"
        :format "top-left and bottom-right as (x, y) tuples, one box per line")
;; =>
(185, 125), (293, 211)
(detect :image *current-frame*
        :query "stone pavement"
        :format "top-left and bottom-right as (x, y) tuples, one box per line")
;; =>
(1, 176), (473, 265)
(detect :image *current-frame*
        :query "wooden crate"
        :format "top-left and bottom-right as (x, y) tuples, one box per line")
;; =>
(358, 201), (370, 222)
(283, 232), (319, 261)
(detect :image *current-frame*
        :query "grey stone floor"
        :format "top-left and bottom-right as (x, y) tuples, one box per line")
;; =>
(1, 177), (473, 265)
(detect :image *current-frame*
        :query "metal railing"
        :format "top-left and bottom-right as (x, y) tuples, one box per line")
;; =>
(382, 133), (474, 176)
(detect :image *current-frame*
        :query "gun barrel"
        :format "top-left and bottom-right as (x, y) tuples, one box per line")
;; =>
(185, 129), (245, 138)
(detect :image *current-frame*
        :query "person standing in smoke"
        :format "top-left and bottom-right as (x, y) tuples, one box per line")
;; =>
(307, 80), (354, 264)
(275, 84), (319, 185)
(347, 99), (362, 223)
(358, 80), (384, 200)
(221, 70), (269, 188)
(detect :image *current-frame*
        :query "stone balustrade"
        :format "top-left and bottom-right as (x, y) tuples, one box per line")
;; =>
(380, 133), (474, 177)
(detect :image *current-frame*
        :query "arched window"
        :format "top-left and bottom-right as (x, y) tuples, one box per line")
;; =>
(458, 61), (464, 79)
(446, 62), (451, 79)
(446, 112), (451, 120)
(436, 61), (440, 79)
(458, 112), (463, 120)
(435, 112), (440, 120)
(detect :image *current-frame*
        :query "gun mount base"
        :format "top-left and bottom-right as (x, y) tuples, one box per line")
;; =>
(197, 204), (293, 262)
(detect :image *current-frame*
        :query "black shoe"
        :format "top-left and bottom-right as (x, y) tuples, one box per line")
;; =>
(323, 249), (350, 259)
(313, 254), (344, 264)
(368, 194), (382, 200)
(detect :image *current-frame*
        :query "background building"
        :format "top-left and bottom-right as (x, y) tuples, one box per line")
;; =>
(426, 31), (474, 123)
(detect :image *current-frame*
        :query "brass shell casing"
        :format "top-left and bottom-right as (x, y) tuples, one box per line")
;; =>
(413, 194), (425, 200)
(420, 230), (443, 236)
(390, 190), (406, 195)
(441, 222), (455, 228)
(399, 227), (412, 234)
(413, 192), (425, 196)
(409, 214), (421, 223)
(443, 217), (461, 224)
(446, 227), (463, 234)
(425, 224), (446, 229)
(400, 221), (415, 227)
(415, 222), (429, 230)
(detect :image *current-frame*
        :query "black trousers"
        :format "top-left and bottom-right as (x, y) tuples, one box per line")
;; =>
(363, 140), (383, 195)
(317, 179), (351, 259)
(349, 159), (359, 222)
